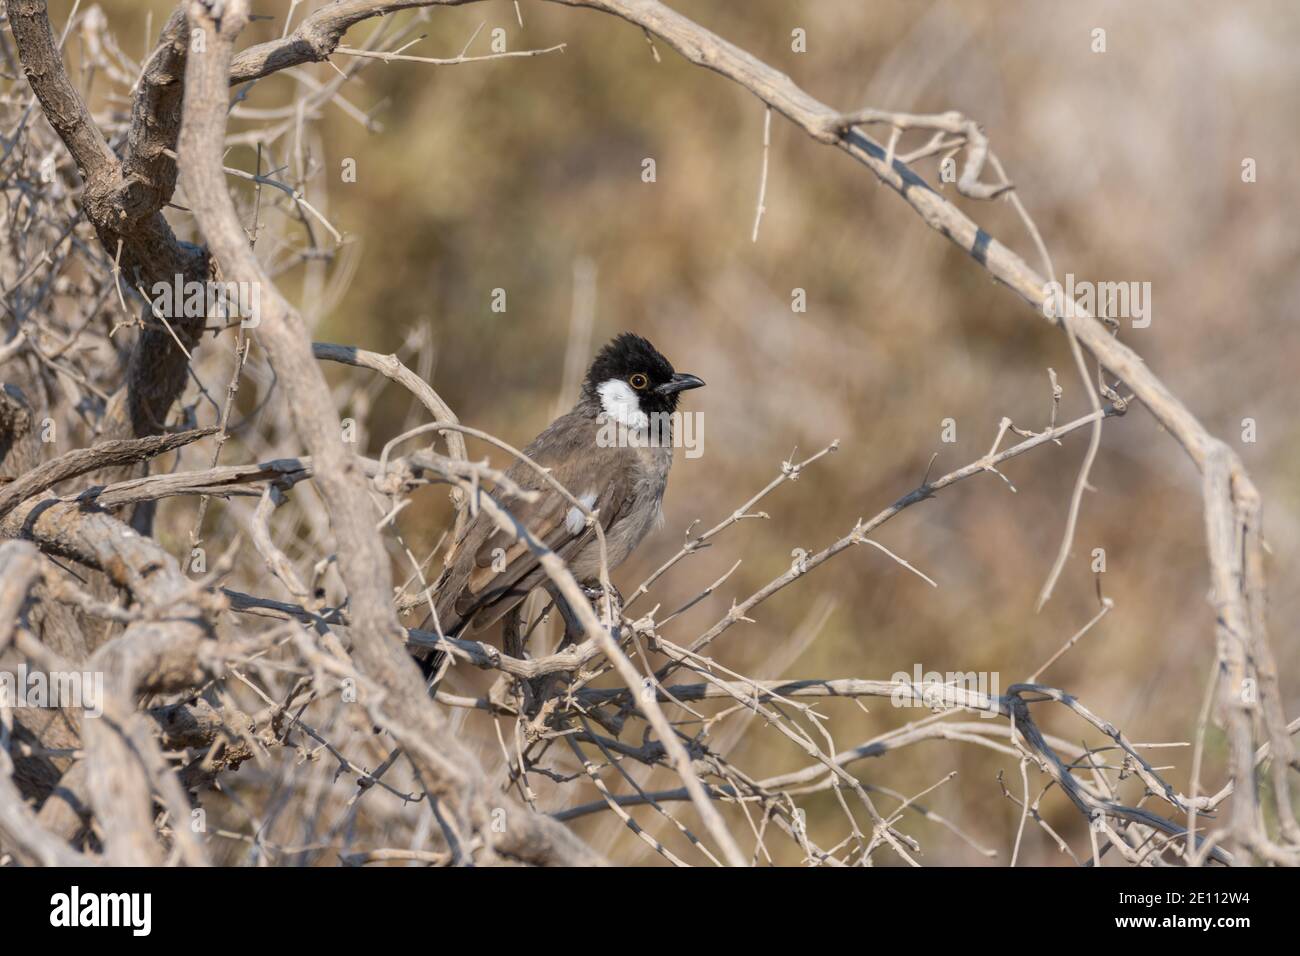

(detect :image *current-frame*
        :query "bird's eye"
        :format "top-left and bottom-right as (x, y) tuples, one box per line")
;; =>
(629, 373), (649, 390)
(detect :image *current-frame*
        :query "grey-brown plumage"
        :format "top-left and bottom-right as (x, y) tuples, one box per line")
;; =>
(423, 333), (704, 653)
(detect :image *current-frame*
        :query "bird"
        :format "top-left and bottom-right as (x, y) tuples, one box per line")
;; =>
(414, 333), (705, 678)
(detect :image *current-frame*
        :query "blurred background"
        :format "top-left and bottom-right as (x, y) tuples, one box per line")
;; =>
(78, 0), (1300, 863)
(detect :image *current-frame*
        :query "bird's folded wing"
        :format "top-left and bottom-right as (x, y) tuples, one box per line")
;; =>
(451, 442), (632, 621)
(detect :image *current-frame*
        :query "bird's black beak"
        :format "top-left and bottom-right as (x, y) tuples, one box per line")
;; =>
(657, 372), (706, 396)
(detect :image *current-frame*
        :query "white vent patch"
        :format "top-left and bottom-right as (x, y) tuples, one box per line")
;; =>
(565, 492), (599, 535)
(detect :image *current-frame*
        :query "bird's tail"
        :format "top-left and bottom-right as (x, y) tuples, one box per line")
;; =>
(416, 648), (445, 684)
(408, 575), (460, 692)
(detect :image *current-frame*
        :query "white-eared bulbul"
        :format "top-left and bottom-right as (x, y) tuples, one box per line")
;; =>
(417, 333), (704, 671)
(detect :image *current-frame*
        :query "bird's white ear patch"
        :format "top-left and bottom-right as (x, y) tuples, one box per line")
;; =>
(596, 378), (649, 429)
(565, 492), (599, 535)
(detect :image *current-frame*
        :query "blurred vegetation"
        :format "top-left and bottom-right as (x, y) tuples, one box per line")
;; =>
(87, 0), (1300, 863)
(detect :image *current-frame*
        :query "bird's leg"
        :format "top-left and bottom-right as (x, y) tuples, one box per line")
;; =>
(515, 587), (582, 730)
(551, 589), (584, 649)
(502, 604), (526, 659)
(489, 605), (532, 716)
(536, 584), (625, 723)
(581, 581), (624, 631)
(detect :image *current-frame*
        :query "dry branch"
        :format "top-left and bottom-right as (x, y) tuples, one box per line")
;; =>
(176, 0), (601, 867)
(0, 427), (215, 519)
(0, 0), (1290, 869)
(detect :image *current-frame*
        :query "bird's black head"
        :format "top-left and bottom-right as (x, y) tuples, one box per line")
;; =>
(582, 333), (705, 417)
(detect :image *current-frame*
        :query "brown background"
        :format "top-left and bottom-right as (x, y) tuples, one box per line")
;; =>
(94, 0), (1300, 863)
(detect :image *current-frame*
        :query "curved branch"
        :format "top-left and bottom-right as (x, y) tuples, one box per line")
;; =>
(178, 0), (601, 868)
